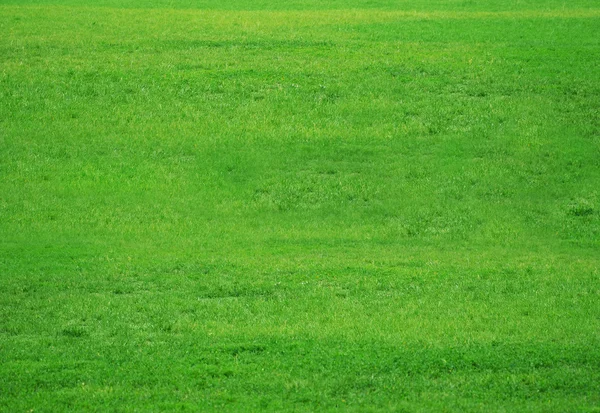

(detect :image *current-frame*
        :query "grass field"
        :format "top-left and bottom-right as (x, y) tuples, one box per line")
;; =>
(1, 0), (599, 410)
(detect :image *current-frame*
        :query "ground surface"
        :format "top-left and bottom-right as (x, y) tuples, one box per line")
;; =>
(1, 0), (599, 411)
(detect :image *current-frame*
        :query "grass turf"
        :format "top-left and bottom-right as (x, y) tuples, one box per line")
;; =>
(1, 0), (599, 411)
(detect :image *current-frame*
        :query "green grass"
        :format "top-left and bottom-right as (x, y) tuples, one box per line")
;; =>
(1, 0), (599, 411)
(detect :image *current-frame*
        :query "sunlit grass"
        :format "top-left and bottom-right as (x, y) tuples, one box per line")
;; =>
(1, 0), (599, 410)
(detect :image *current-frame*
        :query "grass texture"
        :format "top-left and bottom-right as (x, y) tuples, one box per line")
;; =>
(1, 0), (599, 410)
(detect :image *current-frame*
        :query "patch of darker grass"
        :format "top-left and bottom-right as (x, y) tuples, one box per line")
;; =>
(60, 326), (87, 338)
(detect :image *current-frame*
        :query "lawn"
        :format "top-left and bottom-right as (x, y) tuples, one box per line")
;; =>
(1, 0), (599, 411)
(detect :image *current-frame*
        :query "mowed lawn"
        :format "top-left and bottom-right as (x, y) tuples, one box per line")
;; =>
(1, 0), (599, 410)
